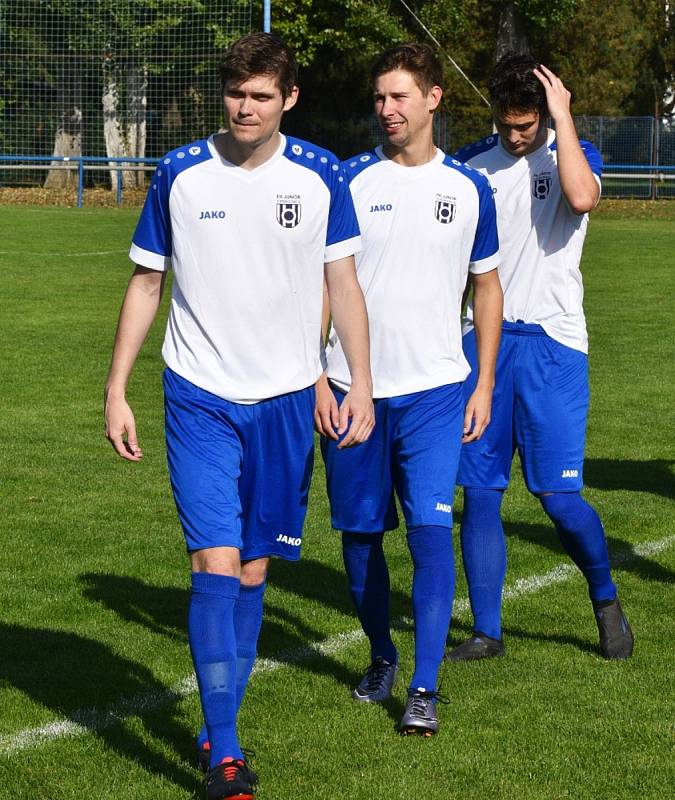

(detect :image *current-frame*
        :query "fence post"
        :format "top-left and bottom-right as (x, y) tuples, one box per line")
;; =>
(117, 167), (123, 206)
(77, 159), (84, 208)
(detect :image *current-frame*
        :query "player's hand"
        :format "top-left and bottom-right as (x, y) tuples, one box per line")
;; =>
(104, 391), (143, 461)
(314, 372), (340, 439)
(533, 64), (572, 123)
(337, 382), (375, 448)
(462, 385), (493, 444)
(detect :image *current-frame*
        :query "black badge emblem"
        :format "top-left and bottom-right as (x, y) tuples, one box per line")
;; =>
(276, 201), (302, 228)
(434, 198), (456, 224)
(532, 174), (552, 200)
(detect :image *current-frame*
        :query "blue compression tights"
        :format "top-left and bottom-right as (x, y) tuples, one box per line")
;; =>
(407, 525), (455, 691)
(460, 488), (506, 640)
(342, 532), (397, 665)
(539, 492), (616, 602)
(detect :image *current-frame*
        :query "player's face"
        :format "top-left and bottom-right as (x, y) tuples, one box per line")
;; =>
(495, 109), (547, 156)
(373, 69), (441, 150)
(223, 74), (298, 150)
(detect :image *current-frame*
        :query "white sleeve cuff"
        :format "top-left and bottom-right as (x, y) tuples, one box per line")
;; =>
(469, 251), (500, 275)
(129, 243), (172, 271)
(324, 235), (362, 264)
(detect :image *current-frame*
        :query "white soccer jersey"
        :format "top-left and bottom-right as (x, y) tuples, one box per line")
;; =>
(456, 129), (602, 353)
(130, 134), (361, 403)
(326, 146), (499, 398)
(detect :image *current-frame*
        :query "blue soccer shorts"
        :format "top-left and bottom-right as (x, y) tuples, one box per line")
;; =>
(321, 382), (465, 533)
(163, 368), (315, 560)
(457, 321), (589, 494)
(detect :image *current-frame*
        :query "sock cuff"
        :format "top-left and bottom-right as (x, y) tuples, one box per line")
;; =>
(191, 571), (240, 599)
(237, 581), (266, 603)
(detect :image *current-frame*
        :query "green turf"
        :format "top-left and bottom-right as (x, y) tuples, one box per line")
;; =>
(0, 206), (673, 799)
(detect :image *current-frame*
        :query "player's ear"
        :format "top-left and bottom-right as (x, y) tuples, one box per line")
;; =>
(428, 85), (443, 112)
(283, 85), (299, 112)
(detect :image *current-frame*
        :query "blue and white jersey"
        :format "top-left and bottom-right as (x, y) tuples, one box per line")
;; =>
(326, 146), (499, 398)
(130, 134), (361, 403)
(456, 129), (602, 353)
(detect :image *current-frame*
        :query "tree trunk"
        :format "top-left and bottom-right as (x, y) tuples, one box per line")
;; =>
(102, 55), (131, 192)
(127, 63), (148, 187)
(496, 3), (530, 61)
(44, 70), (82, 189)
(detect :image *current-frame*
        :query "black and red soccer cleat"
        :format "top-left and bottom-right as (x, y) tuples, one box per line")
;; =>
(206, 756), (258, 800)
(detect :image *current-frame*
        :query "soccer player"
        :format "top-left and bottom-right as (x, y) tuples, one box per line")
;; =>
(447, 53), (634, 663)
(316, 43), (503, 736)
(104, 32), (374, 800)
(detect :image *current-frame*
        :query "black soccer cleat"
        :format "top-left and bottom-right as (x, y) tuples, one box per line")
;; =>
(399, 688), (449, 737)
(445, 632), (505, 662)
(593, 597), (634, 659)
(206, 757), (258, 800)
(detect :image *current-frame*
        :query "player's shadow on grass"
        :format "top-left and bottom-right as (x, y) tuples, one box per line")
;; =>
(80, 560), (412, 728)
(445, 617), (599, 658)
(501, 521), (675, 584)
(0, 623), (201, 797)
(585, 458), (674, 499)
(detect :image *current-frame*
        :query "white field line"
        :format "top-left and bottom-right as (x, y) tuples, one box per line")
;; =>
(0, 249), (127, 257)
(0, 534), (672, 757)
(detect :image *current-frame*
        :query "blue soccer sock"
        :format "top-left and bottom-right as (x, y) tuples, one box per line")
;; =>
(407, 525), (455, 691)
(460, 488), (506, 640)
(233, 580), (266, 711)
(189, 572), (243, 767)
(540, 492), (617, 602)
(342, 531), (397, 665)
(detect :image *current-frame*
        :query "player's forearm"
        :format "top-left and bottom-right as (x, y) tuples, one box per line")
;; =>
(105, 267), (166, 399)
(472, 269), (503, 389)
(553, 114), (599, 214)
(325, 259), (372, 392)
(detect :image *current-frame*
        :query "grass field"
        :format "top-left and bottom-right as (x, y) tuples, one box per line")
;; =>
(0, 205), (673, 800)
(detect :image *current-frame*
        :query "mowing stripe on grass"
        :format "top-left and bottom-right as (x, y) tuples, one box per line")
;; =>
(1, 534), (672, 757)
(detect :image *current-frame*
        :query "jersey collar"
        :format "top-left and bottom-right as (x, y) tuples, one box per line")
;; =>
(207, 132), (286, 179)
(374, 145), (445, 176)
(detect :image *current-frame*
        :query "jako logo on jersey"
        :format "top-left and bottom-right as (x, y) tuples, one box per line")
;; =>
(434, 193), (456, 224)
(370, 203), (393, 212)
(276, 534), (301, 546)
(199, 210), (226, 219)
(561, 469), (579, 478)
(435, 502), (452, 513)
(532, 173), (552, 200)
(276, 194), (302, 228)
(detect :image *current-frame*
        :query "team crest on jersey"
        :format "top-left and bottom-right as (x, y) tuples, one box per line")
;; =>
(276, 194), (302, 228)
(434, 193), (456, 224)
(532, 172), (552, 200)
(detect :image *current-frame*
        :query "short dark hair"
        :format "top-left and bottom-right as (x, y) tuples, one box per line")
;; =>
(219, 32), (298, 100)
(371, 43), (443, 94)
(488, 52), (548, 117)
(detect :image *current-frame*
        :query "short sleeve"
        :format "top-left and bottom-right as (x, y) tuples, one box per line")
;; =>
(469, 175), (500, 274)
(129, 164), (173, 270)
(580, 140), (603, 178)
(324, 164), (362, 264)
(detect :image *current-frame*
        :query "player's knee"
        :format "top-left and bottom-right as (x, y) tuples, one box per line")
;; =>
(539, 491), (590, 528)
(407, 525), (453, 568)
(240, 557), (269, 587)
(462, 487), (504, 528)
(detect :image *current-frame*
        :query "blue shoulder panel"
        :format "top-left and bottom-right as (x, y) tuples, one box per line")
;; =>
(549, 138), (603, 177)
(283, 136), (360, 249)
(341, 150), (381, 184)
(442, 154), (499, 264)
(453, 135), (499, 163)
(133, 139), (212, 259)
